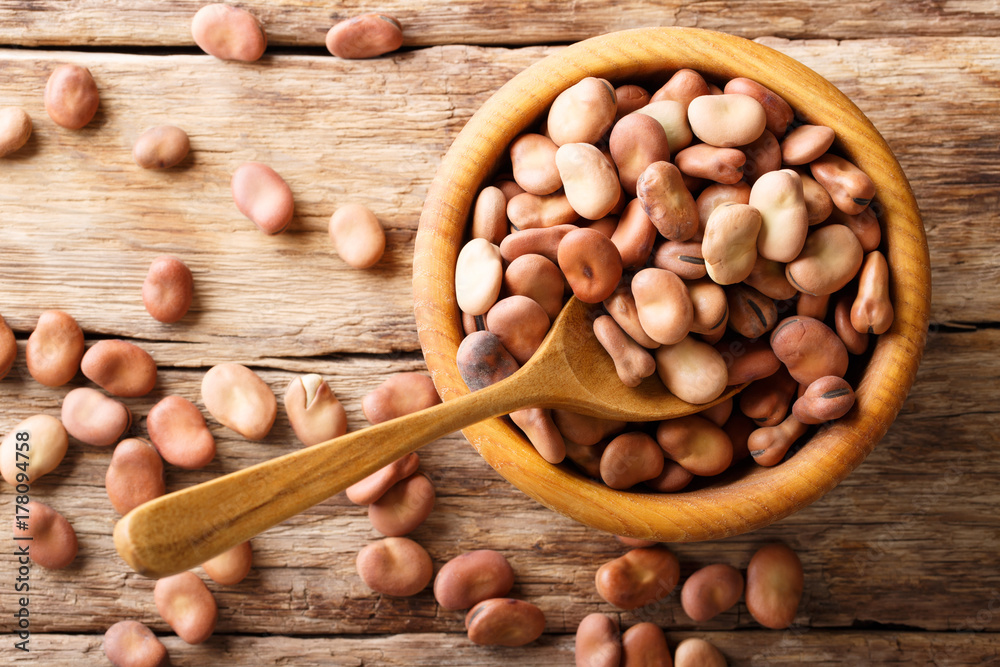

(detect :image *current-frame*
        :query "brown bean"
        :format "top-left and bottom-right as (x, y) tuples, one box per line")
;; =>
(346, 453), (420, 506)
(724, 78), (794, 138)
(686, 279), (728, 336)
(593, 315), (657, 388)
(829, 206), (882, 252)
(357, 536), (433, 597)
(851, 250), (894, 335)
(0, 106), (32, 157)
(781, 124), (835, 165)
(1, 414), (68, 484)
(486, 295), (551, 364)
(604, 283), (660, 349)
(362, 372), (440, 425)
(154, 571), (217, 644)
(201, 363), (277, 440)
(434, 550), (515, 611)
(368, 472), (435, 536)
(740, 129), (781, 184)
(725, 284), (778, 339)
(800, 171), (834, 225)
(142, 255), (193, 323)
(552, 410), (625, 447)
(12, 500), (77, 569)
(632, 268), (693, 345)
(192, 4), (266, 61)
(81, 340), (157, 397)
(681, 563), (744, 622)
(575, 613), (621, 667)
(472, 186), (508, 245)
(610, 113), (671, 195)
(599, 432), (664, 489)
(656, 415), (733, 476)
(106, 438), (165, 515)
(26, 310), (85, 387)
(702, 203), (761, 285)
(745, 543), (803, 629)
(507, 191), (580, 230)
(558, 228), (623, 303)
(44, 64), (99, 129)
(231, 162), (293, 235)
(621, 622), (671, 667)
(744, 256), (797, 300)
(834, 295), (869, 355)
(636, 160), (698, 240)
(810, 153), (875, 214)
(611, 198), (659, 268)
(651, 69), (710, 109)
(595, 546), (680, 610)
(615, 84), (651, 118)
(202, 540), (253, 585)
(674, 638), (727, 667)
(103, 620), (168, 667)
(498, 223), (576, 263)
(792, 376), (856, 425)
(688, 93), (767, 147)
(654, 335), (729, 405)
(652, 240), (706, 280)
(61, 387), (131, 447)
(329, 203), (386, 268)
(645, 459), (694, 492)
(770, 316), (849, 385)
(0, 313), (14, 380)
(510, 133), (562, 195)
(510, 407), (566, 464)
(674, 143), (745, 185)
(466, 598), (546, 646)
(723, 410), (756, 462)
(456, 331), (519, 391)
(716, 337), (781, 385)
(546, 77), (617, 146)
(285, 374), (348, 446)
(503, 254), (565, 321)
(751, 169), (809, 263)
(739, 367), (797, 427)
(494, 178), (525, 201)
(696, 182), (752, 240)
(700, 397), (733, 427)
(146, 395), (215, 469)
(325, 13), (403, 59)
(565, 438), (607, 479)
(785, 224), (864, 296)
(748, 413), (808, 466)
(796, 292), (830, 320)
(132, 125), (190, 169)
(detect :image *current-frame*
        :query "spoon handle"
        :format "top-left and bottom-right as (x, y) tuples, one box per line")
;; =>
(114, 370), (545, 578)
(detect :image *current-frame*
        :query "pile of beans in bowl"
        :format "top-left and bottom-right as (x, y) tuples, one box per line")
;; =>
(454, 69), (893, 491)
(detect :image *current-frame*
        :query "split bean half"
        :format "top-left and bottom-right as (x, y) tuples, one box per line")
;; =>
(61, 387), (132, 447)
(103, 620), (169, 667)
(154, 571), (217, 644)
(192, 4), (267, 61)
(45, 64), (99, 129)
(26, 310), (85, 387)
(356, 536), (433, 597)
(326, 14), (403, 59)
(81, 340), (157, 397)
(329, 203), (386, 268)
(465, 598), (546, 646)
(0, 106), (32, 157)
(284, 374), (347, 446)
(201, 363), (277, 440)
(745, 543), (804, 629)
(1, 414), (68, 484)
(12, 500), (77, 569)
(105, 438), (165, 515)
(146, 395), (215, 469)
(434, 549), (515, 611)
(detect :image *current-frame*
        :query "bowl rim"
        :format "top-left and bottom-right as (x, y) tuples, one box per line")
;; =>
(413, 26), (931, 541)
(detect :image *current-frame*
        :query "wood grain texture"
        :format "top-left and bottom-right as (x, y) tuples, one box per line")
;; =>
(2, 1), (1000, 47)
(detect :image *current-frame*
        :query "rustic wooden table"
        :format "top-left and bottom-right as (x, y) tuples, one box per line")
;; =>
(1, 2), (998, 665)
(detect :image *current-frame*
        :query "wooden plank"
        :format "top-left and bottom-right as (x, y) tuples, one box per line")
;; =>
(2, 1), (1000, 48)
(4, 631), (1000, 666)
(0, 328), (997, 636)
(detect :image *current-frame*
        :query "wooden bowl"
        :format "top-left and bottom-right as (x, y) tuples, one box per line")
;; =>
(413, 27), (930, 541)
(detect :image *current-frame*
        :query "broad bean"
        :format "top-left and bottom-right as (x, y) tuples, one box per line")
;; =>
(770, 316), (849, 385)
(611, 199), (658, 269)
(201, 363), (277, 440)
(851, 250), (894, 334)
(362, 372), (440, 424)
(81, 339), (157, 397)
(686, 279), (728, 336)
(656, 415), (733, 476)
(674, 144), (746, 184)
(834, 295), (869, 355)
(681, 563), (744, 622)
(652, 240), (706, 280)
(192, 4), (266, 61)
(781, 124), (835, 165)
(146, 395), (215, 469)
(45, 64), (99, 129)
(725, 283), (778, 339)
(636, 161), (698, 241)
(1, 414), (69, 484)
(356, 536), (433, 596)
(745, 543), (803, 629)
(202, 540), (253, 586)
(486, 295), (551, 364)
(792, 376), (856, 424)
(465, 598), (546, 646)
(507, 191), (580, 229)
(329, 203), (386, 268)
(702, 203), (762, 285)
(0, 106), (31, 157)
(510, 133), (562, 195)
(142, 255), (193, 323)
(285, 374), (348, 446)
(325, 14), (403, 59)
(621, 622), (671, 667)
(785, 223), (864, 296)
(575, 613), (621, 667)
(231, 162), (294, 235)
(645, 459), (694, 492)
(738, 367), (797, 427)
(103, 620), (168, 667)
(105, 438), (165, 515)
(498, 223), (576, 263)
(688, 93), (767, 147)
(631, 268), (693, 346)
(503, 253), (565, 320)
(455, 238), (503, 316)
(610, 113), (671, 195)
(744, 256), (797, 300)
(61, 387), (132, 447)
(810, 153), (875, 215)
(674, 638), (727, 667)
(132, 125), (190, 169)
(650, 68), (710, 109)
(750, 169), (808, 263)
(434, 550), (515, 611)
(472, 186), (508, 245)
(557, 142), (622, 220)
(346, 452), (420, 506)
(599, 432), (664, 489)
(593, 315), (656, 388)
(153, 572), (217, 644)
(723, 78), (794, 138)
(368, 472), (435, 536)
(594, 546), (680, 610)
(557, 228), (623, 303)
(748, 413), (808, 467)
(654, 336), (729, 405)
(12, 500), (77, 569)
(26, 310), (84, 387)
(635, 100), (694, 152)
(546, 77), (617, 146)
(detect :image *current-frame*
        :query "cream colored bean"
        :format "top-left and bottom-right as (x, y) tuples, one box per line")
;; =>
(632, 268), (693, 345)
(636, 160), (698, 240)
(346, 452), (420, 505)
(621, 622), (671, 667)
(725, 283), (778, 339)
(357, 537), (433, 597)
(770, 316), (849, 385)
(652, 239), (706, 280)
(146, 395), (215, 469)
(201, 363), (277, 440)
(604, 284), (660, 349)
(656, 415), (733, 476)
(45, 64), (99, 129)
(793, 376), (856, 425)
(674, 638), (727, 667)
(325, 14), (403, 59)
(688, 93), (766, 147)
(851, 250), (894, 334)
(829, 206), (882, 252)
(232, 162), (294, 235)
(635, 100), (694, 152)
(750, 169), (808, 262)
(466, 598), (546, 646)
(681, 563), (744, 622)
(61, 387), (131, 447)
(745, 256), (797, 300)
(192, 4), (266, 61)
(745, 543), (803, 629)
(600, 432), (664, 489)
(810, 153), (876, 214)
(595, 546), (680, 610)
(1, 414), (68, 484)
(796, 292), (830, 320)
(0, 106), (32, 157)
(132, 125), (190, 169)
(456, 331), (520, 391)
(503, 253), (565, 321)
(82, 340), (157, 397)
(674, 144), (746, 185)
(285, 374), (347, 446)
(646, 459), (694, 492)
(650, 68), (710, 109)
(486, 295), (550, 364)
(551, 410), (625, 447)
(686, 279), (728, 336)
(105, 438), (165, 515)
(510, 407), (566, 464)
(472, 186), (508, 245)
(748, 412), (808, 466)
(556, 143), (621, 220)
(655, 335), (729, 405)
(610, 113), (671, 195)
(142, 255), (193, 323)
(0, 314), (13, 380)
(454, 237), (503, 317)
(434, 550), (515, 611)
(739, 368), (797, 427)
(103, 620), (168, 667)
(696, 181), (752, 239)
(799, 171), (834, 225)
(13, 500), (77, 569)
(329, 203), (386, 268)
(575, 613), (621, 667)
(546, 77), (617, 146)
(362, 372), (440, 424)
(702, 203), (761, 285)
(615, 84), (651, 118)
(785, 224), (864, 296)
(834, 295), (869, 355)
(498, 223), (576, 263)
(740, 129), (781, 184)
(202, 540), (253, 585)
(593, 315), (656, 388)
(510, 133), (562, 195)
(781, 124), (835, 165)
(724, 78), (794, 138)
(26, 310), (84, 387)
(558, 228), (623, 303)
(507, 191), (580, 229)
(368, 472), (435, 536)
(153, 572), (217, 644)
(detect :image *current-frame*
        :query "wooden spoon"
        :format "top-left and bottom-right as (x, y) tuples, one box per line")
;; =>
(114, 297), (740, 578)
